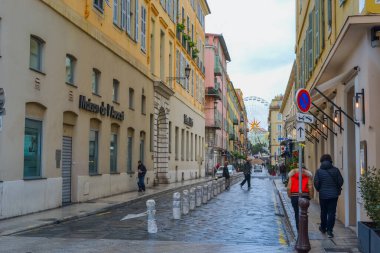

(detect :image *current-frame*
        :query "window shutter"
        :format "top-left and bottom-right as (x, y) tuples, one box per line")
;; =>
(135, 0), (139, 41)
(176, 50), (179, 79)
(113, 0), (118, 24)
(126, 0), (131, 34)
(121, 0), (127, 30)
(174, 0), (177, 23)
(141, 6), (146, 50)
(308, 11), (313, 76)
(315, 0), (320, 59)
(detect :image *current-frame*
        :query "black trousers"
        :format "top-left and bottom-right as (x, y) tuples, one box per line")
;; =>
(319, 197), (338, 232)
(291, 196), (311, 231)
(240, 174), (251, 188)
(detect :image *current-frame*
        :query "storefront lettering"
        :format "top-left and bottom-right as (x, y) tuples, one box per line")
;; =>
(79, 95), (125, 121)
(184, 114), (193, 127)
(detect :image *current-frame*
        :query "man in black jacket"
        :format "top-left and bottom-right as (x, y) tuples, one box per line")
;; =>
(222, 161), (230, 190)
(137, 161), (147, 192)
(314, 154), (344, 238)
(240, 159), (252, 189)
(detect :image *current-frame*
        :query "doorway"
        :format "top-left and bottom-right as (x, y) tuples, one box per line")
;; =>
(62, 136), (72, 205)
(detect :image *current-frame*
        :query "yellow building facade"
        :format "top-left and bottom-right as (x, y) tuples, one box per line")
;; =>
(296, 0), (380, 229)
(268, 95), (283, 166)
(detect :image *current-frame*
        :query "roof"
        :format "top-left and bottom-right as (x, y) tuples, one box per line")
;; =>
(279, 61), (296, 113)
(206, 33), (231, 62)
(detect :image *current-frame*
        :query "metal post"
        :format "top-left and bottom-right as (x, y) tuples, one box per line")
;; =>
(295, 143), (311, 253)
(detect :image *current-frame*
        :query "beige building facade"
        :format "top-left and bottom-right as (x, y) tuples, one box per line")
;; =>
(268, 95), (283, 166)
(0, 0), (209, 219)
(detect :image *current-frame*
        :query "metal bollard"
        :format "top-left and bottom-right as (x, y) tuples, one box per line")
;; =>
(196, 186), (202, 207)
(295, 198), (311, 253)
(189, 187), (196, 210)
(202, 184), (208, 204)
(173, 192), (181, 220)
(207, 182), (212, 200)
(146, 199), (158, 233)
(182, 190), (190, 215)
(213, 180), (218, 196)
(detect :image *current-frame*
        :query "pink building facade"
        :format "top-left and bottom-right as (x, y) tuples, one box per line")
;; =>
(204, 34), (231, 175)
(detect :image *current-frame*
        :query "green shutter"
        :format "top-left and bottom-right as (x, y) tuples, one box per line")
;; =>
(315, 0), (320, 60)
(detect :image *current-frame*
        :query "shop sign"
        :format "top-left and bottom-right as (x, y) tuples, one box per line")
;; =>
(184, 114), (193, 127)
(79, 95), (124, 121)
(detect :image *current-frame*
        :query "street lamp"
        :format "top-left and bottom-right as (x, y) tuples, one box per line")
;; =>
(167, 65), (191, 81)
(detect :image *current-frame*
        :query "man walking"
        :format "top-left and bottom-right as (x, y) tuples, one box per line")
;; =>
(314, 154), (344, 238)
(240, 159), (252, 189)
(137, 160), (147, 192)
(222, 161), (230, 190)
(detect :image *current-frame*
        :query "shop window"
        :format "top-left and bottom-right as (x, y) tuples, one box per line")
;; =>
(89, 129), (99, 174)
(65, 54), (76, 85)
(24, 119), (42, 178)
(110, 133), (118, 173)
(30, 35), (44, 72)
(127, 128), (134, 173)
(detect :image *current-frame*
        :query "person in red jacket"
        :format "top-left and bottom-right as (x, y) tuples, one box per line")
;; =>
(287, 166), (314, 231)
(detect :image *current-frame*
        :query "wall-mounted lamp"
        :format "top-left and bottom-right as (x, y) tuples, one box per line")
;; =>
(334, 110), (340, 123)
(167, 65), (191, 81)
(355, 88), (365, 124)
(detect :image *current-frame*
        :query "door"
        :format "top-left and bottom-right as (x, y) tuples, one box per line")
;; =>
(62, 136), (72, 205)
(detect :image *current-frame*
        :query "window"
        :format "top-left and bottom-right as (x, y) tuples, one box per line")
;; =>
(160, 30), (165, 81)
(277, 125), (282, 137)
(191, 133), (193, 161)
(277, 113), (282, 121)
(129, 88), (134, 109)
(65, 55), (76, 84)
(141, 95), (146, 114)
(150, 114), (154, 151)
(175, 127), (179, 160)
(30, 36), (44, 72)
(195, 134), (197, 160)
(93, 0), (104, 12)
(89, 129), (99, 174)
(113, 79), (119, 102)
(24, 119), (42, 178)
(127, 0), (139, 41)
(181, 129), (184, 161)
(110, 133), (118, 173)
(140, 132), (145, 164)
(0, 17), (2, 57)
(127, 128), (134, 173)
(141, 5), (147, 51)
(92, 69), (100, 95)
(186, 131), (189, 161)
(169, 122), (172, 153)
(327, 0), (332, 33)
(339, 0), (346, 6)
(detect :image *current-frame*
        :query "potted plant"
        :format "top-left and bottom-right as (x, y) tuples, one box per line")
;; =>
(188, 41), (196, 48)
(192, 48), (199, 59)
(183, 34), (190, 41)
(358, 167), (380, 253)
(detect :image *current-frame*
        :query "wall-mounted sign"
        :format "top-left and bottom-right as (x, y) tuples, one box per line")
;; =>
(295, 89), (311, 113)
(79, 95), (124, 121)
(184, 114), (193, 127)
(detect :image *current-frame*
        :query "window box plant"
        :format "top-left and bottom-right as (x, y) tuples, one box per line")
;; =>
(183, 34), (190, 41)
(176, 23), (185, 32)
(188, 41), (196, 48)
(358, 167), (380, 253)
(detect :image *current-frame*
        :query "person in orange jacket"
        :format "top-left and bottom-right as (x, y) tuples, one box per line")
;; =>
(287, 166), (314, 231)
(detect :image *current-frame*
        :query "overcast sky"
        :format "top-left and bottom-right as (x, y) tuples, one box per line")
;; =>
(205, 0), (295, 103)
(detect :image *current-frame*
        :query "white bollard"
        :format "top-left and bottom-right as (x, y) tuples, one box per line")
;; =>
(207, 182), (212, 200)
(196, 186), (202, 207)
(146, 199), (158, 233)
(182, 190), (190, 215)
(213, 180), (218, 196)
(202, 184), (208, 204)
(173, 192), (181, 220)
(222, 178), (226, 190)
(217, 180), (221, 194)
(189, 187), (196, 210)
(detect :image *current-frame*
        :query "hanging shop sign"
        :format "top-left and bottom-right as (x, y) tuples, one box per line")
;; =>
(79, 95), (125, 121)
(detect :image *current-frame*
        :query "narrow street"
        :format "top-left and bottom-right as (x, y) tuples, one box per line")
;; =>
(1, 174), (293, 252)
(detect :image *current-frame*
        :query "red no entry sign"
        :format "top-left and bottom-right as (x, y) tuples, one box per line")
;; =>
(296, 89), (311, 113)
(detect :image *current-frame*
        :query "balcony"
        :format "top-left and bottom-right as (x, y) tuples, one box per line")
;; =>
(206, 118), (222, 129)
(214, 55), (222, 76)
(205, 87), (222, 100)
(229, 133), (235, 140)
(239, 128), (244, 134)
(233, 117), (239, 125)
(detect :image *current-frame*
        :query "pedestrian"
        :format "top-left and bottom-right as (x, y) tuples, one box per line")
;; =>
(240, 159), (252, 189)
(137, 160), (147, 192)
(280, 163), (287, 183)
(287, 165), (314, 232)
(222, 161), (230, 190)
(314, 154), (344, 238)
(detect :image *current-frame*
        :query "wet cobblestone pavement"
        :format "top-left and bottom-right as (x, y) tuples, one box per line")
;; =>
(12, 177), (294, 252)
